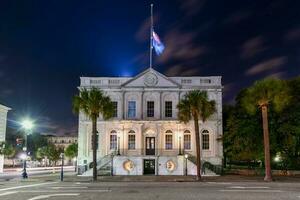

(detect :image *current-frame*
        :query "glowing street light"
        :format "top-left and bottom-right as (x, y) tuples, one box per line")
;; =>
(21, 119), (34, 130)
(184, 154), (189, 176)
(274, 155), (281, 162)
(20, 118), (34, 179)
(19, 153), (27, 160)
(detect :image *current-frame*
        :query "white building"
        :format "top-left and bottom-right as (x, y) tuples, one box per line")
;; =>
(0, 104), (11, 173)
(77, 68), (223, 176)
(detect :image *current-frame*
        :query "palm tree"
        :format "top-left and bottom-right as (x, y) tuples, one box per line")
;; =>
(72, 87), (114, 181)
(177, 90), (216, 180)
(241, 78), (290, 181)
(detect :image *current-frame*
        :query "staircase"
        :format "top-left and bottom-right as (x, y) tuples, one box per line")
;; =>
(80, 154), (112, 176)
(186, 153), (223, 175)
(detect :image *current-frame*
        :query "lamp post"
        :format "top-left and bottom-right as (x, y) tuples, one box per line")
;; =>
(21, 119), (34, 179)
(178, 136), (182, 155)
(117, 136), (120, 155)
(73, 157), (77, 172)
(60, 152), (64, 181)
(184, 154), (188, 176)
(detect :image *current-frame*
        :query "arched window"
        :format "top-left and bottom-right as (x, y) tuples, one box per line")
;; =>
(128, 130), (135, 150)
(110, 130), (117, 150)
(183, 130), (191, 150)
(202, 130), (209, 150)
(165, 130), (173, 149)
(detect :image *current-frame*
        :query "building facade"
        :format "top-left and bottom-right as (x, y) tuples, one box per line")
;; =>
(0, 104), (11, 173)
(45, 135), (78, 165)
(77, 68), (223, 175)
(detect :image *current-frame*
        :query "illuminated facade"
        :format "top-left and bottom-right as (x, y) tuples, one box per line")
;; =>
(77, 68), (223, 175)
(0, 104), (11, 173)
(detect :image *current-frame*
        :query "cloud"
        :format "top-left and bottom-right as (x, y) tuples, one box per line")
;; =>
(241, 36), (267, 59)
(266, 71), (286, 79)
(134, 2), (209, 68)
(245, 56), (287, 76)
(284, 27), (300, 41)
(135, 15), (158, 42)
(223, 10), (251, 25)
(158, 30), (207, 63)
(37, 116), (77, 136)
(164, 65), (200, 76)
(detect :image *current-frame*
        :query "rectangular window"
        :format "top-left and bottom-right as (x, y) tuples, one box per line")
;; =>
(184, 135), (191, 150)
(165, 135), (173, 150)
(147, 101), (154, 117)
(202, 134), (209, 150)
(128, 135), (136, 150)
(110, 135), (117, 150)
(128, 101), (136, 118)
(165, 101), (172, 118)
(112, 101), (118, 118)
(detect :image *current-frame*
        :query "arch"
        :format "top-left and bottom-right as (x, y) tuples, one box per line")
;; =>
(165, 130), (173, 134)
(184, 130), (191, 134)
(128, 130), (135, 134)
(202, 129), (209, 134)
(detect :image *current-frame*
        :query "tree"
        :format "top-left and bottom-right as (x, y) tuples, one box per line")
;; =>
(0, 142), (16, 158)
(65, 143), (78, 159)
(223, 103), (263, 168)
(72, 87), (114, 181)
(177, 90), (216, 180)
(27, 132), (48, 159)
(240, 78), (290, 181)
(47, 144), (63, 166)
(36, 144), (63, 166)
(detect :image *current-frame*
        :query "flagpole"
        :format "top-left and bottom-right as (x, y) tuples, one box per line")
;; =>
(149, 4), (153, 69)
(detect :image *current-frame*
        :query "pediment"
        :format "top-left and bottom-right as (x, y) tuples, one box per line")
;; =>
(122, 68), (180, 88)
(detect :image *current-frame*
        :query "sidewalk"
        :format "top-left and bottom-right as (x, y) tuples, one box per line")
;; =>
(12, 174), (300, 183)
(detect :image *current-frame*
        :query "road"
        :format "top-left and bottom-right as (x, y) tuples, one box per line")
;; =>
(0, 179), (300, 200)
(0, 166), (75, 180)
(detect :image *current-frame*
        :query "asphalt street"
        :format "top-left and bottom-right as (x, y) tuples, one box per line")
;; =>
(0, 167), (75, 180)
(0, 179), (300, 200)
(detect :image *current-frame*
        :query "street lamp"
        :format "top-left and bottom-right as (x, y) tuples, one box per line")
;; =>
(60, 152), (64, 181)
(178, 136), (182, 155)
(21, 119), (34, 179)
(184, 154), (189, 176)
(117, 136), (120, 156)
(73, 157), (77, 172)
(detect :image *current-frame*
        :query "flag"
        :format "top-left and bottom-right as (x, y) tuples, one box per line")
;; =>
(152, 30), (165, 55)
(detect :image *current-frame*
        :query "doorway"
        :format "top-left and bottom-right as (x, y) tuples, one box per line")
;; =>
(143, 159), (155, 175)
(145, 137), (155, 155)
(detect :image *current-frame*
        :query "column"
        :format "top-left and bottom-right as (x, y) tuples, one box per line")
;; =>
(160, 91), (163, 119)
(122, 91), (125, 119)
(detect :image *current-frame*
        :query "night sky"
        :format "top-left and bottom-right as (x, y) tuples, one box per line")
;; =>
(0, 0), (299, 135)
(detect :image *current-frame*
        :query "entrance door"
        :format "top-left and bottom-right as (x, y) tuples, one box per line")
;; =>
(144, 159), (155, 175)
(145, 137), (155, 155)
